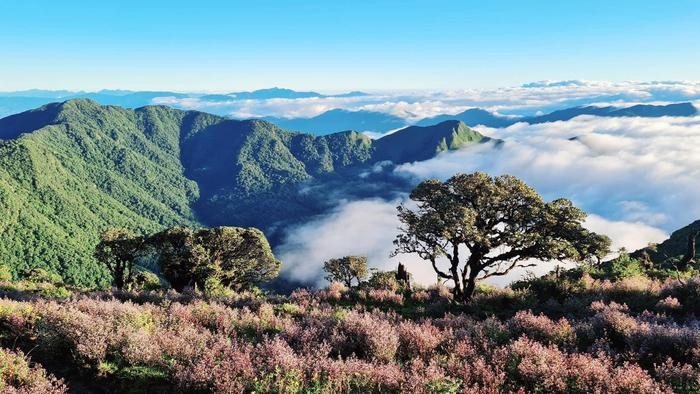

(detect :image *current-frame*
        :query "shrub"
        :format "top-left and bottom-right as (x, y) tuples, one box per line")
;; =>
(129, 269), (164, 291)
(323, 256), (369, 287)
(0, 348), (67, 393)
(174, 338), (255, 393)
(655, 296), (681, 312)
(509, 310), (576, 346)
(605, 253), (646, 280)
(335, 311), (399, 362)
(397, 321), (445, 360)
(22, 268), (63, 285)
(366, 270), (401, 292)
(317, 282), (347, 302)
(0, 264), (12, 282)
(654, 358), (700, 393)
(367, 289), (404, 305)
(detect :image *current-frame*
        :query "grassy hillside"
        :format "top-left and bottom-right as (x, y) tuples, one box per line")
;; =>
(2, 268), (700, 393)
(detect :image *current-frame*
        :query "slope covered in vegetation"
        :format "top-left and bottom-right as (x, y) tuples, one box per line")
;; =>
(0, 100), (489, 286)
(2, 267), (700, 393)
(0, 100), (201, 286)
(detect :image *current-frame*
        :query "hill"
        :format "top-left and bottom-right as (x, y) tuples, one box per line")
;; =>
(374, 120), (488, 163)
(632, 219), (700, 265)
(0, 100), (488, 286)
(416, 108), (515, 128)
(0, 100), (203, 285)
(523, 102), (698, 124)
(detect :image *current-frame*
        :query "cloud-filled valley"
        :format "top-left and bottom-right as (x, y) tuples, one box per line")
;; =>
(1, 80), (699, 288)
(277, 114), (699, 286)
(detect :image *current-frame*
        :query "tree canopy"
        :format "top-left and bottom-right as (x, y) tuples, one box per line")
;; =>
(94, 228), (144, 290)
(323, 256), (369, 287)
(147, 226), (281, 292)
(393, 172), (611, 302)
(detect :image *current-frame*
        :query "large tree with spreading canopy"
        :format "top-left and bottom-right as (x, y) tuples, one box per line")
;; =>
(147, 226), (281, 292)
(393, 172), (610, 302)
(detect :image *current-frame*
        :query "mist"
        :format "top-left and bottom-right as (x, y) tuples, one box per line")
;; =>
(276, 114), (699, 287)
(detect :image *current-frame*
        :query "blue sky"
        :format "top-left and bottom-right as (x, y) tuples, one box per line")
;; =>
(1, 0), (698, 91)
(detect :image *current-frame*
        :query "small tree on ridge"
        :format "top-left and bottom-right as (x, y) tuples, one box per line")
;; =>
(323, 256), (369, 287)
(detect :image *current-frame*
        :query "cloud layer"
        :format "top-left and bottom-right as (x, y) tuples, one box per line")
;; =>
(153, 80), (700, 121)
(397, 115), (700, 232)
(277, 114), (700, 287)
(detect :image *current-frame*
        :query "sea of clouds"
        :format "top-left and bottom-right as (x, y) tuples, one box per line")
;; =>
(154, 80), (700, 121)
(277, 114), (700, 287)
(156, 80), (700, 287)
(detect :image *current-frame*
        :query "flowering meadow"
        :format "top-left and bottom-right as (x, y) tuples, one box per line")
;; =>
(2, 273), (700, 393)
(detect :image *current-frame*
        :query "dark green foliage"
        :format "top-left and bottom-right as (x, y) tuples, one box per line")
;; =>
(323, 256), (369, 287)
(23, 268), (64, 285)
(0, 264), (12, 282)
(94, 228), (145, 289)
(602, 253), (646, 280)
(394, 172), (612, 302)
(366, 270), (402, 292)
(633, 220), (700, 268)
(0, 100), (200, 287)
(373, 120), (487, 163)
(147, 226), (281, 292)
(0, 100), (489, 287)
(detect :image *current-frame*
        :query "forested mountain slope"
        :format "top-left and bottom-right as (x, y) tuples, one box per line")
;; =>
(0, 99), (488, 286)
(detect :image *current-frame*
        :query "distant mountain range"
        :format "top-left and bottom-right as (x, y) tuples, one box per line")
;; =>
(263, 109), (407, 135)
(0, 88), (370, 118)
(274, 102), (698, 135)
(0, 99), (487, 287)
(1, 89), (696, 134)
(201, 88), (369, 101)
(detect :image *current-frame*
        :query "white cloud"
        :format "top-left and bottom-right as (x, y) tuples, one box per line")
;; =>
(276, 113), (700, 288)
(275, 197), (497, 287)
(275, 199), (408, 285)
(395, 115), (700, 234)
(151, 80), (700, 122)
(583, 215), (668, 251)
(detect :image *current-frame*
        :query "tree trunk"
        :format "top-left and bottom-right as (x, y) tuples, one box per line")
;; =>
(450, 265), (462, 300)
(449, 245), (463, 301)
(461, 266), (480, 302)
(680, 230), (699, 270)
(114, 263), (125, 290)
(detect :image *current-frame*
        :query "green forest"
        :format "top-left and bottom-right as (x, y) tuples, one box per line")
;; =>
(0, 99), (487, 287)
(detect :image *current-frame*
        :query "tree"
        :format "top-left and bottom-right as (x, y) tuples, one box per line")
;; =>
(393, 172), (611, 302)
(679, 230), (699, 270)
(147, 226), (281, 292)
(366, 269), (401, 292)
(323, 256), (369, 287)
(395, 263), (412, 291)
(94, 228), (144, 290)
(0, 264), (12, 282)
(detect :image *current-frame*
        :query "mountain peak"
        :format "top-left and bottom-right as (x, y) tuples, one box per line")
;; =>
(373, 120), (486, 164)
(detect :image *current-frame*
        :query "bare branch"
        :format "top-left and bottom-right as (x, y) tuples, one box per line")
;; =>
(479, 259), (537, 279)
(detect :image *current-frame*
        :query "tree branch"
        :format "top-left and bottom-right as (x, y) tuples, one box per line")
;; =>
(480, 259), (537, 279)
(431, 258), (452, 280)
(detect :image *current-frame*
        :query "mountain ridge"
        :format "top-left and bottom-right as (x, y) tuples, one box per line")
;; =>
(259, 102), (698, 135)
(0, 99), (488, 286)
